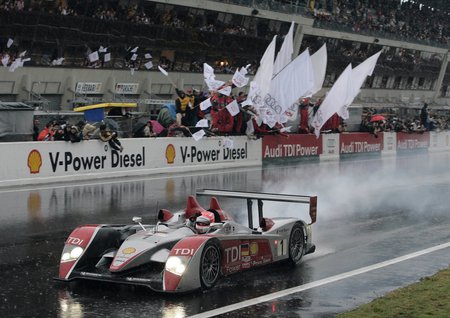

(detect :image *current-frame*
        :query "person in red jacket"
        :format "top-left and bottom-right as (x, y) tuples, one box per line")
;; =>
(210, 93), (234, 135)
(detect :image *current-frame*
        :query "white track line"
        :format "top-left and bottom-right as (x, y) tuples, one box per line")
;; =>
(188, 241), (450, 318)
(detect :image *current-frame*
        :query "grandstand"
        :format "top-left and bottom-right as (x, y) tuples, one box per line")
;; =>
(0, 0), (448, 114)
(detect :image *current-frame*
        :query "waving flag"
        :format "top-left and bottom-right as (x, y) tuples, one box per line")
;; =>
(312, 64), (352, 138)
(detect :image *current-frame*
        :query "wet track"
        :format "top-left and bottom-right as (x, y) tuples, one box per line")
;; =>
(1, 152), (450, 317)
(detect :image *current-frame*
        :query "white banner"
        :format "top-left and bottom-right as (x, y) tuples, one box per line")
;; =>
(115, 83), (139, 94)
(75, 82), (103, 94)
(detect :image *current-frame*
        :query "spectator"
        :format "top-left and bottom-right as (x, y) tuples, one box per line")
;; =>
(67, 125), (82, 143)
(77, 120), (97, 139)
(175, 88), (195, 126)
(37, 121), (53, 141)
(420, 103), (430, 130)
(99, 123), (123, 152)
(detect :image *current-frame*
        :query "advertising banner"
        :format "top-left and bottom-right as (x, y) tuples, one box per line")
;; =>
(75, 82), (102, 94)
(1, 137), (261, 187)
(340, 133), (383, 154)
(115, 83), (139, 94)
(262, 134), (322, 160)
(396, 132), (430, 150)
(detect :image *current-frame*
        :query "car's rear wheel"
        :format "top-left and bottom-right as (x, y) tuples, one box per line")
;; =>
(288, 223), (305, 265)
(199, 240), (221, 289)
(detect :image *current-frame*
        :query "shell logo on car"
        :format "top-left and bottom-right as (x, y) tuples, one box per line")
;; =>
(122, 247), (136, 254)
(250, 242), (258, 256)
(165, 144), (176, 164)
(27, 149), (42, 174)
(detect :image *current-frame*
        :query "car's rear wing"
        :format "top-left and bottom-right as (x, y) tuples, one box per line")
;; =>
(196, 189), (317, 227)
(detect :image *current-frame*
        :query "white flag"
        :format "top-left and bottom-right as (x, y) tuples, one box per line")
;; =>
(270, 49), (314, 116)
(130, 47), (138, 53)
(339, 50), (381, 119)
(246, 119), (254, 135)
(1, 54), (9, 67)
(145, 53), (152, 59)
(200, 98), (212, 111)
(98, 46), (107, 53)
(253, 35), (277, 100)
(312, 64), (352, 138)
(7, 38), (13, 48)
(243, 35), (277, 109)
(218, 85), (232, 96)
(88, 51), (99, 62)
(195, 119), (209, 128)
(310, 44), (328, 95)
(280, 126), (292, 133)
(205, 78), (225, 91)
(192, 129), (206, 141)
(104, 53), (111, 62)
(203, 63), (215, 80)
(131, 53), (138, 61)
(226, 100), (240, 116)
(232, 68), (249, 88)
(273, 21), (294, 76)
(158, 65), (169, 76)
(52, 57), (64, 65)
(144, 61), (153, 69)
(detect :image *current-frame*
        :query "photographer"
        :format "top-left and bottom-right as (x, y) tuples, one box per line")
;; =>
(99, 123), (123, 152)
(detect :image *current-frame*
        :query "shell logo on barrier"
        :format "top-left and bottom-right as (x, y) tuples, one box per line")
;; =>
(165, 144), (176, 164)
(27, 149), (42, 174)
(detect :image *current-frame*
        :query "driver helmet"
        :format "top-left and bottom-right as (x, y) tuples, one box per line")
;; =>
(195, 215), (211, 234)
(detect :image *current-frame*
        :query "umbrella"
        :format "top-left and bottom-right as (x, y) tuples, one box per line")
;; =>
(370, 115), (386, 122)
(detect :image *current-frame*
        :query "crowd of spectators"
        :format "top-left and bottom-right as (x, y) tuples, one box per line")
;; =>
(0, 0), (448, 82)
(359, 104), (449, 137)
(311, 0), (449, 46)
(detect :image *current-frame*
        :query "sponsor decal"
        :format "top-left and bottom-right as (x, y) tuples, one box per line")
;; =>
(250, 242), (258, 256)
(48, 147), (145, 172)
(340, 133), (383, 154)
(173, 248), (194, 256)
(397, 132), (430, 150)
(115, 83), (139, 94)
(28, 149), (42, 174)
(179, 143), (248, 163)
(241, 243), (249, 257)
(122, 247), (136, 254)
(166, 144), (176, 164)
(66, 236), (84, 246)
(75, 82), (102, 94)
(262, 135), (322, 159)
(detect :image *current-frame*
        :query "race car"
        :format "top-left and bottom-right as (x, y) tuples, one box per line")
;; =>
(56, 189), (317, 293)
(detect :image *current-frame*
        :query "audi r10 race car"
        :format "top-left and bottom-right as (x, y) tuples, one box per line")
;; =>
(56, 189), (317, 293)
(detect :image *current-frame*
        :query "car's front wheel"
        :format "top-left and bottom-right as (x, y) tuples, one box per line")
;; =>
(288, 223), (305, 265)
(199, 240), (221, 289)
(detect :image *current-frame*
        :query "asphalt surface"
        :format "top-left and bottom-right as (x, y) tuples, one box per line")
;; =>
(1, 152), (450, 317)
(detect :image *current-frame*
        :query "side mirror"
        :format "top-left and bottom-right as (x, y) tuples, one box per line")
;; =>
(132, 216), (142, 223)
(210, 222), (223, 229)
(132, 216), (146, 231)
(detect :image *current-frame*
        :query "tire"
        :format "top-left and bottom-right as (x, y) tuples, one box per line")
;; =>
(199, 240), (221, 289)
(288, 223), (305, 265)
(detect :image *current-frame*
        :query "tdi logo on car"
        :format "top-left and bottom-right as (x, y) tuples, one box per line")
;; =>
(66, 237), (84, 245)
(173, 248), (194, 256)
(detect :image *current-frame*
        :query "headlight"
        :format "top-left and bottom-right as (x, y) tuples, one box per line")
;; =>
(60, 245), (84, 263)
(165, 256), (188, 276)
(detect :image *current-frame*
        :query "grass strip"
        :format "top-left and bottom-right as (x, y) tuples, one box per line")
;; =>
(338, 266), (450, 318)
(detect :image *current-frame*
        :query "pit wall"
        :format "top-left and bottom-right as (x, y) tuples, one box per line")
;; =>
(262, 131), (450, 162)
(1, 136), (261, 187)
(2, 131), (450, 188)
